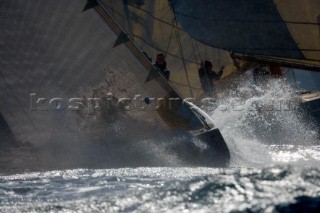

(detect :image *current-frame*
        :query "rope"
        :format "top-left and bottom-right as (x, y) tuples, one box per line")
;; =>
(165, 18), (175, 57)
(191, 39), (202, 68)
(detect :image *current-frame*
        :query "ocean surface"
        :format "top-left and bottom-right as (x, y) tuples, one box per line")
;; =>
(0, 80), (319, 212)
(1, 166), (320, 213)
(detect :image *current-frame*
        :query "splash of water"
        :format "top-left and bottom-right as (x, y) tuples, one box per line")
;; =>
(210, 78), (319, 167)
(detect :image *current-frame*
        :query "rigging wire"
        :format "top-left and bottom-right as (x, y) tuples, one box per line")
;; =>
(191, 39), (206, 97)
(165, 18), (175, 57)
(170, 10), (194, 97)
(127, 2), (320, 26)
(190, 39), (214, 97)
(191, 39), (202, 66)
(129, 32), (201, 65)
(100, 0), (320, 75)
(291, 69), (299, 88)
(102, 2), (320, 54)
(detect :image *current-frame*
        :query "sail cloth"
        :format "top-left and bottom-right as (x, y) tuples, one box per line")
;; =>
(99, 0), (234, 98)
(171, 0), (320, 63)
(0, 0), (204, 144)
(274, 0), (320, 62)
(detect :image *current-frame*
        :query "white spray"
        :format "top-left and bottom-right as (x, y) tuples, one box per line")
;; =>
(210, 78), (319, 167)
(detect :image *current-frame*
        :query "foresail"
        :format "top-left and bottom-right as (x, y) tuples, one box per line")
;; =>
(171, 0), (320, 64)
(0, 0), (204, 144)
(274, 0), (320, 62)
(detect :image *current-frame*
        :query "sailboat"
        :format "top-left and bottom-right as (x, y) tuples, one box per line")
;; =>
(100, 0), (319, 136)
(98, 0), (319, 131)
(0, 0), (230, 166)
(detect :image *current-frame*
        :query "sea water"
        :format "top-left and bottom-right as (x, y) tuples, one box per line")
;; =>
(0, 166), (319, 213)
(0, 79), (319, 212)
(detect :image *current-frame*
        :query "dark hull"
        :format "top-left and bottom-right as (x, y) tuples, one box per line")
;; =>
(196, 128), (230, 167)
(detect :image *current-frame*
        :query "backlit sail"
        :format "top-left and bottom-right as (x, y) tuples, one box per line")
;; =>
(171, 0), (320, 70)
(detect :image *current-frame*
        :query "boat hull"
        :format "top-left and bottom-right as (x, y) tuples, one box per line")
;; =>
(196, 128), (230, 167)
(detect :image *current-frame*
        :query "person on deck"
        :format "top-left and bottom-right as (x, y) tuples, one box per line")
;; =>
(199, 60), (224, 96)
(154, 53), (170, 80)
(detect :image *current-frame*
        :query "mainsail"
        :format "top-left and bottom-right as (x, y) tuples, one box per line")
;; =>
(0, 0), (212, 144)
